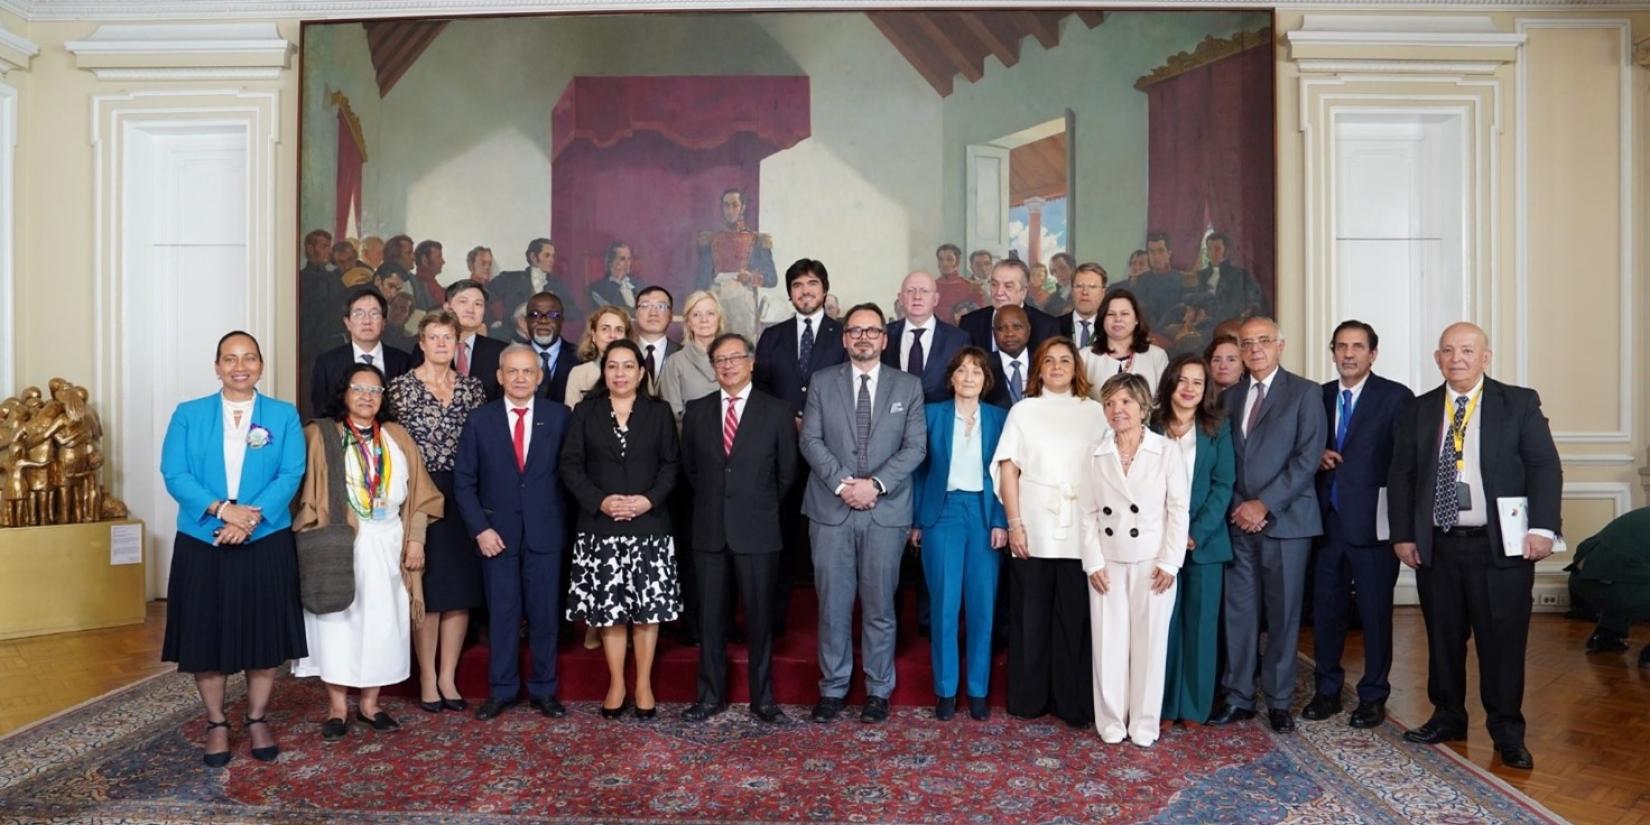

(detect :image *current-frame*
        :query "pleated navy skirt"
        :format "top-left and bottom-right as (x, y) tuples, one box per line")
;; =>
(422, 470), (484, 613)
(162, 528), (308, 674)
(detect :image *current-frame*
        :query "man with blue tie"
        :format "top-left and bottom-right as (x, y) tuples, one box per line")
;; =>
(883, 271), (969, 404)
(984, 305), (1030, 410)
(1302, 321), (1413, 728)
(453, 345), (573, 720)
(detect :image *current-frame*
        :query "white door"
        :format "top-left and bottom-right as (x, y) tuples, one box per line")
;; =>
(965, 143), (1011, 259)
(119, 126), (250, 598)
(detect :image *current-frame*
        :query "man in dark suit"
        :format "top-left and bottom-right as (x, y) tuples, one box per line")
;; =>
(1055, 263), (1107, 350)
(490, 238), (573, 336)
(632, 285), (682, 391)
(415, 279), (506, 401)
(1209, 316), (1328, 733)
(958, 259), (1058, 352)
(1193, 232), (1270, 330)
(309, 287), (412, 419)
(1388, 322), (1560, 771)
(453, 344), (573, 721)
(883, 271), (968, 404)
(1302, 320), (1414, 729)
(679, 333), (799, 724)
(983, 306), (1030, 410)
(514, 292), (577, 404)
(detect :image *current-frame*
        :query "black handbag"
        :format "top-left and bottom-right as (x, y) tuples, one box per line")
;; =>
(295, 422), (356, 614)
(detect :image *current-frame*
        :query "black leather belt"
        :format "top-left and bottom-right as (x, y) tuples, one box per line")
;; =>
(1435, 525), (1489, 538)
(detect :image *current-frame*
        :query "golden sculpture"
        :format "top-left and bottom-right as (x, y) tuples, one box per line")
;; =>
(0, 378), (128, 528)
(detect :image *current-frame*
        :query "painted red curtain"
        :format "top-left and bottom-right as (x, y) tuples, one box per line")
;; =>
(1144, 43), (1274, 306)
(551, 76), (810, 321)
(335, 108), (365, 240)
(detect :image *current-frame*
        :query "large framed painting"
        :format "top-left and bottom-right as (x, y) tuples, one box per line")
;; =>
(297, 8), (1275, 416)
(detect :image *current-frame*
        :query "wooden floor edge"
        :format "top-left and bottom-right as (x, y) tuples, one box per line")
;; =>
(0, 668), (177, 743)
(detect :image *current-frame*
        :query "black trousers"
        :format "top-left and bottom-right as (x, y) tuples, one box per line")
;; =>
(1311, 510), (1400, 703)
(1005, 556), (1092, 725)
(1416, 527), (1534, 746)
(694, 549), (780, 708)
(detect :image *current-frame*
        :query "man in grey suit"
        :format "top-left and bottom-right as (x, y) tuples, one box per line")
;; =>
(799, 302), (927, 724)
(1208, 316), (1328, 733)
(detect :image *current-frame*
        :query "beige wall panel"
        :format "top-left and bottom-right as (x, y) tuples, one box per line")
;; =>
(1561, 496), (1618, 545)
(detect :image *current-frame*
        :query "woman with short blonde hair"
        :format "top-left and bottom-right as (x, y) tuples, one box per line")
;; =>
(658, 290), (725, 423)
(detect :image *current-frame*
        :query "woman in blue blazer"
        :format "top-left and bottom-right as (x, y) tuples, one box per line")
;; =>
(1151, 353), (1235, 726)
(159, 331), (307, 767)
(911, 346), (1009, 722)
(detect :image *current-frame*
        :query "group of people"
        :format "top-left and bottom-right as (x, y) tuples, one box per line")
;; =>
(165, 242), (1560, 775)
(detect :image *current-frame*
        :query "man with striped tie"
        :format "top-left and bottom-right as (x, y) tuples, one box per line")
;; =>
(679, 333), (799, 724)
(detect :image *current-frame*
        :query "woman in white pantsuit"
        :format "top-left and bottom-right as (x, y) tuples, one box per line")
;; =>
(1079, 372), (1189, 747)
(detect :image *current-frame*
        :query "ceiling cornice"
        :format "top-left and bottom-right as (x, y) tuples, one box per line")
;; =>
(2, 0), (1647, 23)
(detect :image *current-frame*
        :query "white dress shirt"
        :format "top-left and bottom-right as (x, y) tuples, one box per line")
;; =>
(1333, 375), (1368, 437)
(221, 393), (255, 500)
(1070, 312), (1098, 347)
(719, 384), (750, 422)
(352, 341), (386, 367)
(532, 338), (563, 381)
(638, 335), (671, 375)
(1241, 367), (1280, 438)
(850, 362), (881, 418)
(505, 397), (535, 464)
(794, 308), (827, 357)
(1443, 378), (1487, 528)
(997, 350), (1029, 394)
(898, 316), (936, 372)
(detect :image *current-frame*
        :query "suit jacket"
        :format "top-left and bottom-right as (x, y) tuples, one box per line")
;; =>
(1220, 367), (1328, 540)
(982, 352), (1020, 410)
(160, 392), (307, 545)
(798, 363), (927, 528)
(680, 387), (798, 554)
(309, 342), (412, 422)
(1152, 418), (1237, 565)
(1387, 377), (1561, 568)
(1192, 263), (1270, 325)
(489, 268), (576, 333)
(1315, 373), (1413, 546)
(638, 336), (683, 387)
(1078, 429), (1190, 573)
(588, 277), (641, 312)
(881, 318), (969, 403)
(958, 303), (1059, 352)
(754, 314), (847, 415)
(558, 395), (678, 537)
(453, 397), (571, 554)
(911, 400), (1008, 531)
(1056, 312), (1101, 347)
(413, 334), (505, 401)
(514, 336), (579, 404)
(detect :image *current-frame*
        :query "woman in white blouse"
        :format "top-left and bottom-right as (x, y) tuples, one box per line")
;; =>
(990, 337), (1109, 727)
(1081, 289), (1170, 399)
(1079, 372), (1189, 747)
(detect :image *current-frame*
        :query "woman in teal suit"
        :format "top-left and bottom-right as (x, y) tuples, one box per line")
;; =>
(912, 346), (1009, 722)
(159, 331), (307, 767)
(1151, 353), (1234, 726)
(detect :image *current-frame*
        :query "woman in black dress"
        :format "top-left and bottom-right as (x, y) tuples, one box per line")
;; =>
(560, 339), (681, 720)
(386, 310), (487, 713)
(159, 331), (307, 766)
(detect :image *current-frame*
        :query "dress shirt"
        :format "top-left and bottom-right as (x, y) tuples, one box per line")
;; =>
(351, 341), (386, 367)
(1071, 311), (1098, 346)
(719, 384), (750, 422)
(794, 308), (827, 357)
(945, 407), (985, 492)
(1444, 378), (1486, 528)
(899, 316), (936, 372)
(221, 393), (254, 500)
(457, 334), (479, 375)
(532, 338), (563, 380)
(1241, 367), (1279, 438)
(1333, 374), (1368, 437)
(833, 363), (884, 494)
(997, 350), (1029, 389)
(638, 334), (671, 374)
(505, 397), (535, 464)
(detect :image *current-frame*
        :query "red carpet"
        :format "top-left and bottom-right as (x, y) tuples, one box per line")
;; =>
(396, 586), (1007, 706)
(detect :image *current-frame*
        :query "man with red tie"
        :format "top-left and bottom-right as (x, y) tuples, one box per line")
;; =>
(453, 345), (573, 721)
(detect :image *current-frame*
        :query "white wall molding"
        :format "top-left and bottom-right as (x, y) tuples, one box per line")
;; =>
(1289, 14), (1527, 50)
(67, 23), (291, 81)
(1514, 18), (1634, 446)
(0, 81), (15, 395)
(1559, 453), (1637, 465)
(0, 23), (40, 75)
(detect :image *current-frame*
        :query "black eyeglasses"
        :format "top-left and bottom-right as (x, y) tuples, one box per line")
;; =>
(526, 310), (563, 320)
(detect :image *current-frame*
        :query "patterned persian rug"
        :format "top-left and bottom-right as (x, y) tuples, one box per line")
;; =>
(0, 663), (1563, 825)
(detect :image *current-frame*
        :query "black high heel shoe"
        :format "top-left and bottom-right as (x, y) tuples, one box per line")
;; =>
(202, 718), (232, 768)
(419, 698), (444, 714)
(244, 716), (279, 763)
(634, 704), (657, 721)
(600, 700), (630, 720)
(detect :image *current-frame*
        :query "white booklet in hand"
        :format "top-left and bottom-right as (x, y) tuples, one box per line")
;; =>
(1496, 497), (1566, 558)
(1375, 487), (1390, 542)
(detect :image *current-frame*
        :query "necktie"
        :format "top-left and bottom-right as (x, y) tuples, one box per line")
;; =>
(1434, 395), (1469, 528)
(723, 395), (740, 456)
(457, 341), (470, 376)
(855, 374), (872, 476)
(907, 328), (926, 376)
(1008, 360), (1024, 403)
(1079, 320), (1092, 349)
(644, 344), (657, 383)
(511, 407), (528, 472)
(1244, 380), (1266, 436)
(799, 318), (815, 374)
(361, 353), (375, 366)
(1329, 389), (1354, 510)
(540, 349), (554, 382)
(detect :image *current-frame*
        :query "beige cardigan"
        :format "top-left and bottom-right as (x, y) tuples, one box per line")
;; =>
(292, 420), (443, 624)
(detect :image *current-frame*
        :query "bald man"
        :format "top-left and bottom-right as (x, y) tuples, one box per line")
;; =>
(883, 271), (970, 403)
(1387, 322), (1560, 771)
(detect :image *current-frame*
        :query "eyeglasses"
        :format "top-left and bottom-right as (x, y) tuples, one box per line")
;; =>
(845, 327), (885, 340)
(525, 310), (563, 320)
(347, 383), (385, 395)
(1238, 337), (1278, 350)
(711, 353), (751, 367)
(348, 309), (384, 321)
(637, 302), (671, 312)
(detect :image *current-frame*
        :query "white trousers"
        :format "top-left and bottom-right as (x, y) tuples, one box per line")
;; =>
(1088, 560), (1177, 746)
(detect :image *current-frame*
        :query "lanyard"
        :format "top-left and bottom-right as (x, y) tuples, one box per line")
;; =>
(1445, 387), (1483, 471)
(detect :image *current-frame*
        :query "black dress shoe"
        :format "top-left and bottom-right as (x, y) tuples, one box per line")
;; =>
(683, 702), (727, 722)
(529, 696), (567, 718)
(1301, 695), (1342, 721)
(1586, 629), (1629, 653)
(1348, 701), (1386, 729)
(861, 696), (890, 724)
(1403, 720), (1467, 744)
(934, 696), (956, 721)
(967, 696), (990, 721)
(1498, 744), (1535, 770)
(1268, 710), (1296, 733)
(475, 698), (518, 721)
(1206, 704), (1256, 726)
(811, 697), (845, 723)
(355, 710), (400, 732)
(320, 717), (349, 741)
(202, 718), (232, 767)
(752, 704), (786, 724)
(419, 700), (444, 714)
(244, 716), (279, 763)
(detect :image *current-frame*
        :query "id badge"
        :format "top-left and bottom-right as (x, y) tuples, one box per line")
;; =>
(372, 497), (389, 520)
(1455, 482), (1473, 511)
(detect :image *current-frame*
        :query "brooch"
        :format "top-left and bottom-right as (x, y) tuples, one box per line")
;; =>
(247, 424), (272, 449)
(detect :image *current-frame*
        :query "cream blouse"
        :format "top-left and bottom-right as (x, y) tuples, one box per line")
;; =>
(989, 391), (1108, 559)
